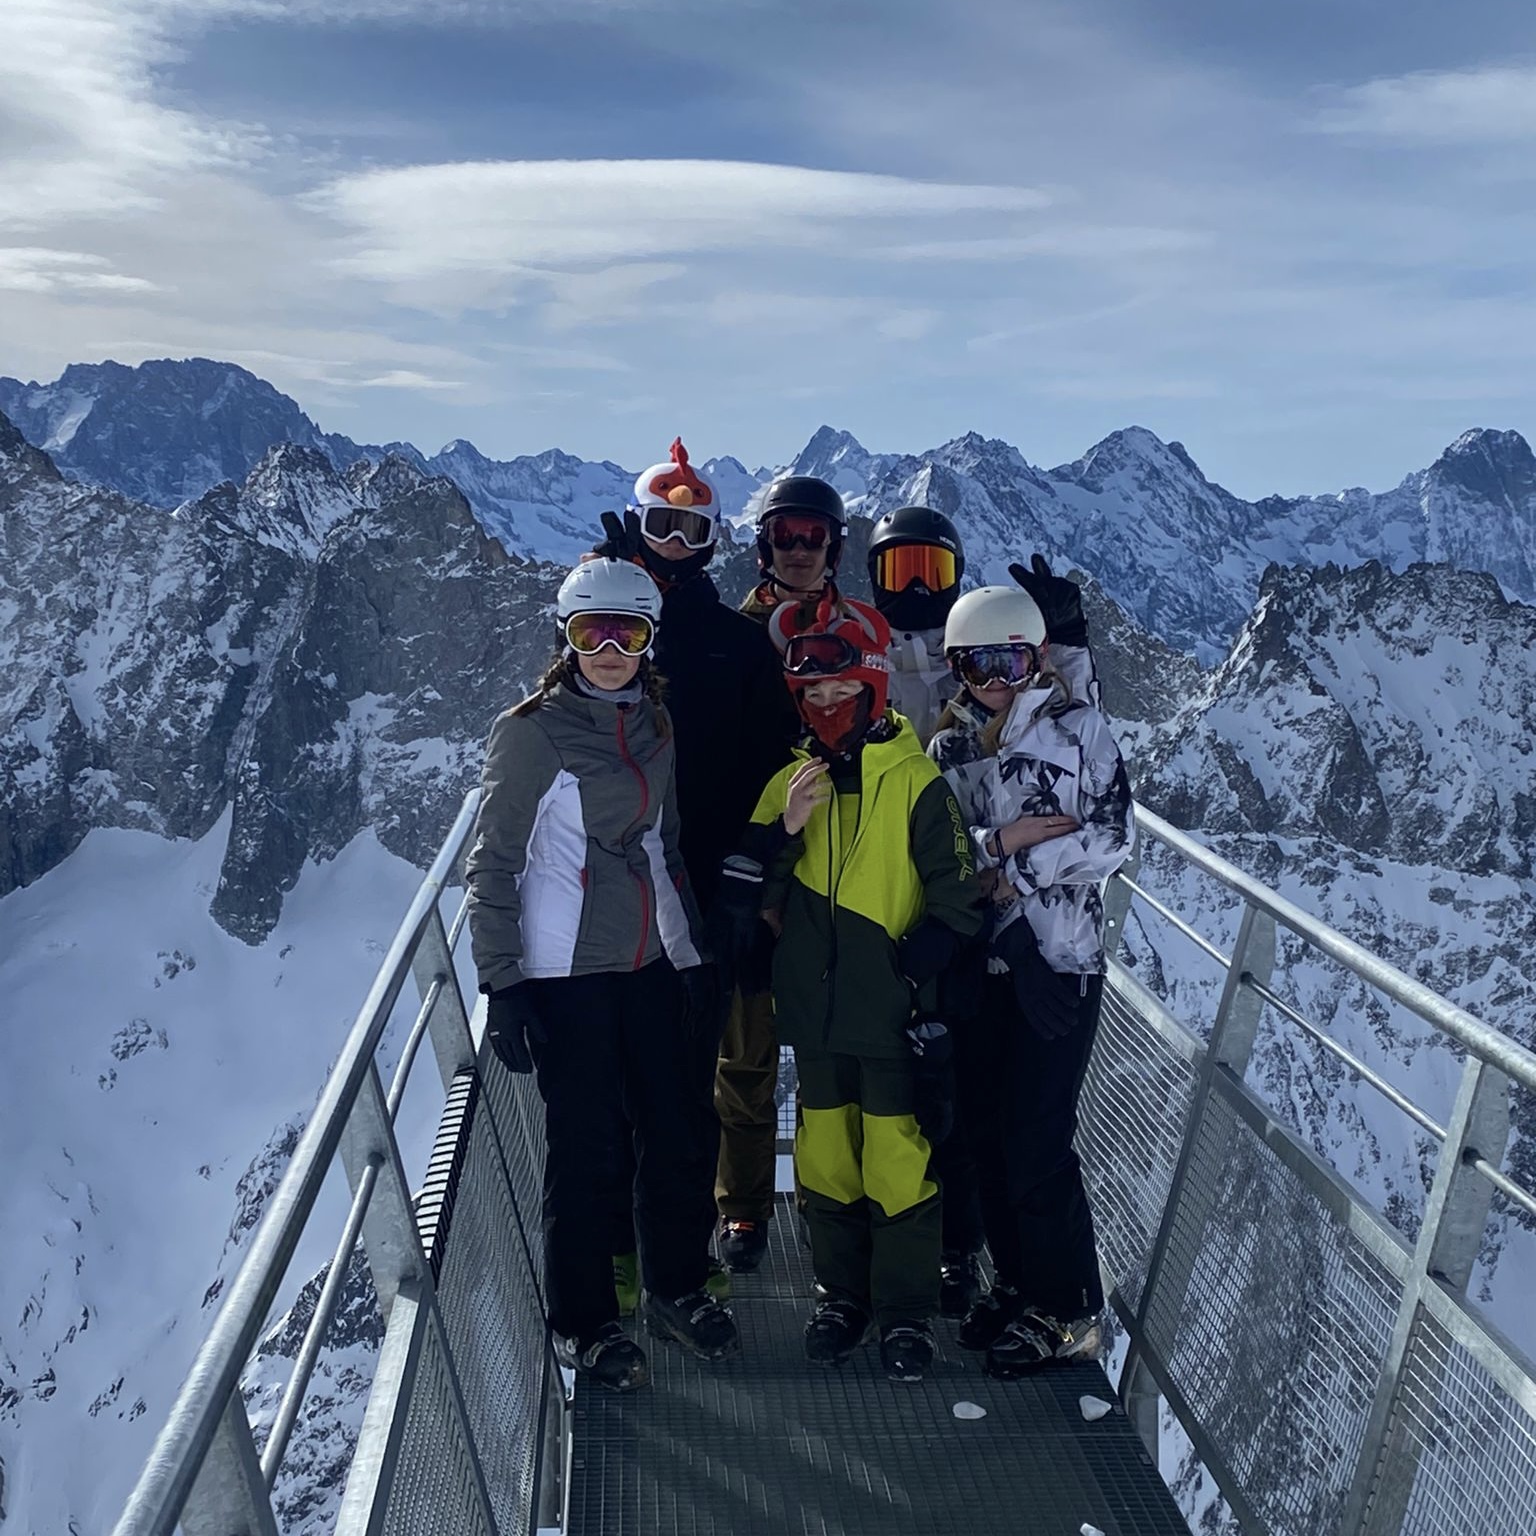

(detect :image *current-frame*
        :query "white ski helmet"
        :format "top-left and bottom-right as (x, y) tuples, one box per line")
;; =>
(943, 585), (1047, 652)
(556, 558), (663, 624)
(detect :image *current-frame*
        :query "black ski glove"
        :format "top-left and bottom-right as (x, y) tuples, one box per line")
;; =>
(1007, 553), (1089, 648)
(709, 853), (769, 973)
(680, 963), (723, 1044)
(485, 985), (544, 1074)
(992, 918), (1083, 1040)
(906, 1017), (956, 1145)
(897, 917), (960, 990)
(594, 508), (645, 562)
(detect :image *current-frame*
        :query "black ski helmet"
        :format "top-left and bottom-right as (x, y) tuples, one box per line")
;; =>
(868, 504), (965, 631)
(755, 475), (848, 574)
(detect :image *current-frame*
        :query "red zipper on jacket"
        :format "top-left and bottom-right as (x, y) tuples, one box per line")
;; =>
(616, 707), (652, 969)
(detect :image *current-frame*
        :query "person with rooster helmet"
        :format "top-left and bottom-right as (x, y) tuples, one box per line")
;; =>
(867, 504), (966, 745)
(714, 594), (983, 1382)
(591, 440), (800, 1293)
(927, 585), (1134, 1380)
(465, 557), (739, 1390)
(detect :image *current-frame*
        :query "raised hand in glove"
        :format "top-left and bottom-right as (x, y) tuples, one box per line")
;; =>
(992, 918), (1084, 1040)
(485, 985), (544, 1074)
(679, 963), (723, 1043)
(594, 508), (645, 562)
(906, 1017), (956, 1145)
(1007, 552), (1088, 648)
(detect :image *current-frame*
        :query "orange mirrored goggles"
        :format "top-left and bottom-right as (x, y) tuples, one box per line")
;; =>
(563, 610), (655, 656)
(874, 542), (958, 595)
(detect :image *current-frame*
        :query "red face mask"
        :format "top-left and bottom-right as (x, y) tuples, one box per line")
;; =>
(798, 686), (874, 754)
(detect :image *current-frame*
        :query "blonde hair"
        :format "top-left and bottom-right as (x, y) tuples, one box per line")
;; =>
(939, 660), (1074, 758)
(511, 650), (669, 735)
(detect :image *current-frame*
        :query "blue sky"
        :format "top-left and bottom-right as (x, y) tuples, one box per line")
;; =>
(2, 0), (1534, 495)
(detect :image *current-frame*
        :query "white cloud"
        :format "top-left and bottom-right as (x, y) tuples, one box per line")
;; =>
(882, 225), (1211, 261)
(0, 248), (160, 294)
(311, 159), (1050, 278)
(1312, 65), (1536, 145)
(353, 368), (464, 390)
(0, 1), (246, 230)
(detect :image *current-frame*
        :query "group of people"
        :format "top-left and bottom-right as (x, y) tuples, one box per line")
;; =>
(465, 438), (1135, 1392)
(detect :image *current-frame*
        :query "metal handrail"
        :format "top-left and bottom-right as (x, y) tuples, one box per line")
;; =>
(112, 789), (482, 1536)
(1128, 802), (1536, 1096)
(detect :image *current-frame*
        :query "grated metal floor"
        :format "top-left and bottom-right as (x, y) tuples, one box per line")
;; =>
(566, 1196), (1190, 1535)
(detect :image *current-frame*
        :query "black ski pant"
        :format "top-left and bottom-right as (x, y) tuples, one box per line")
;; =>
(526, 961), (718, 1342)
(959, 971), (1105, 1319)
(933, 1023), (985, 1257)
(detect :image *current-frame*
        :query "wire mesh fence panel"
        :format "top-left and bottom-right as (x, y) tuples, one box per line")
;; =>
(1079, 972), (1201, 1316)
(1365, 1308), (1536, 1536)
(1142, 1088), (1402, 1536)
(432, 1075), (548, 1536)
(379, 1316), (495, 1536)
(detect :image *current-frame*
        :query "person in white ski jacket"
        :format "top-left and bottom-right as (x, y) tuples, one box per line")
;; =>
(928, 584), (1134, 1382)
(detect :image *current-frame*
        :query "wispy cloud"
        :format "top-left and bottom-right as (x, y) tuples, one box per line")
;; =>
(882, 226), (1211, 262)
(0, 248), (160, 294)
(312, 159), (1050, 282)
(1311, 65), (1536, 145)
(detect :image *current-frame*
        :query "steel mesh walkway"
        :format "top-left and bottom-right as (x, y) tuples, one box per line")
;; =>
(566, 1197), (1189, 1536)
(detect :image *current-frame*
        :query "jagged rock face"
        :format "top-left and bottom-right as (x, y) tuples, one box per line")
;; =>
(1137, 561), (1536, 875)
(0, 359), (406, 509)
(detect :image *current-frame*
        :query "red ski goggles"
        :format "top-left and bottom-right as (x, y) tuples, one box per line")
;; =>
(641, 501), (716, 550)
(764, 513), (836, 552)
(563, 610), (655, 657)
(948, 643), (1040, 689)
(783, 631), (888, 679)
(874, 542), (958, 595)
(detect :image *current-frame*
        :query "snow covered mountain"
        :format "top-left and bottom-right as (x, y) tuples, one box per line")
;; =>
(1130, 561), (1536, 1351)
(5, 383), (1535, 1533)
(7, 359), (1534, 661)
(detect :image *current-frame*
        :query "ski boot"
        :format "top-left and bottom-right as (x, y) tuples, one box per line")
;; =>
(939, 1251), (983, 1320)
(612, 1251), (639, 1318)
(706, 1258), (732, 1303)
(557, 1322), (649, 1392)
(985, 1308), (1104, 1378)
(880, 1320), (936, 1383)
(958, 1283), (1024, 1350)
(719, 1218), (769, 1272)
(804, 1299), (870, 1365)
(644, 1289), (740, 1362)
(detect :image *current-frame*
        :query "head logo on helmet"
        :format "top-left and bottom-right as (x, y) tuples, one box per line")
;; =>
(627, 438), (720, 582)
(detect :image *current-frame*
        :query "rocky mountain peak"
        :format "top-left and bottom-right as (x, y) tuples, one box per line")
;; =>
(1427, 427), (1536, 507)
(791, 425), (873, 484)
(1055, 425), (1209, 491)
(0, 408), (59, 482)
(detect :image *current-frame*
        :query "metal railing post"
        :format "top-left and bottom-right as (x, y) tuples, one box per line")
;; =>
(1339, 1057), (1511, 1535)
(179, 1395), (281, 1536)
(1103, 843), (1139, 964)
(338, 1061), (429, 1322)
(1119, 898), (1275, 1510)
(413, 903), (476, 1090)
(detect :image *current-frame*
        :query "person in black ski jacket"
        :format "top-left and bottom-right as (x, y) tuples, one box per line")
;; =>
(592, 441), (801, 1286)
(465, 557), (737, 1392)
